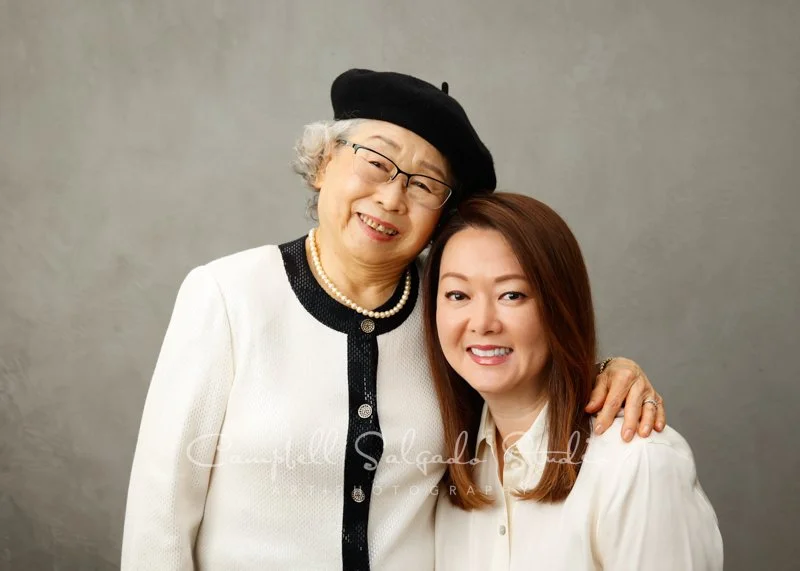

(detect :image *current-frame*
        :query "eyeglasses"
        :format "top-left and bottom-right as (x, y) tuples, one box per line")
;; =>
(337, 139), (453, 210)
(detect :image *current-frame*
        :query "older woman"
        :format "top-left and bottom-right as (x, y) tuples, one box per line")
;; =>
(121, 70), (665, 570)
(427, 193), (722, 570)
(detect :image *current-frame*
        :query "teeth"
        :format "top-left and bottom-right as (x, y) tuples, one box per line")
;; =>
(360, 214), (398, 235)
(470, 347), (511, 357)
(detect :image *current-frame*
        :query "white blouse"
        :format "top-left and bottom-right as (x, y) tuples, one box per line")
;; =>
(435, 403), (723, 571)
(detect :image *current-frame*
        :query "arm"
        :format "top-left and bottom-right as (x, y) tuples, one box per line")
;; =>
(121, 266), (235, 569)
(586, 357), (667, 441)
(596, 432), (723, 570)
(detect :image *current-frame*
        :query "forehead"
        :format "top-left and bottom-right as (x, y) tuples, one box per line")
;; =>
(440, 227), (523, 277)
(352, 120), (451, 173)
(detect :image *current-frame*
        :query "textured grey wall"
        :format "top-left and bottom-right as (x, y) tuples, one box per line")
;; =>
(1, 0), (798, 569)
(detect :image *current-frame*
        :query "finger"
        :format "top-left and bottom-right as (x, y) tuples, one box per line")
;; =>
(594, 377), (631, 435)
(585, 374), (609, 413)
(621, 379), (648, 441)
(654, 392), (667, 431)
(638, 395), (658, 437)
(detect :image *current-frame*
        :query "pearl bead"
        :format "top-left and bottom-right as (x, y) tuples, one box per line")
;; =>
(308, 228), (411, 320)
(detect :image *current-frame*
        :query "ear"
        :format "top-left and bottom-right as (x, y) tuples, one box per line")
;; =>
(312, 146), (336, 190)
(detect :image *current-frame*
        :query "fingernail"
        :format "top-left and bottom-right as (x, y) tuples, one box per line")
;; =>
(623, 429), (633, 441)
(656, 422), (664, 431)
(642, 424), (651, 434)
(594, 423), (604, 434)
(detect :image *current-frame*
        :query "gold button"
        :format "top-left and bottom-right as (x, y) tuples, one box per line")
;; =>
(360, 319), (375, 333)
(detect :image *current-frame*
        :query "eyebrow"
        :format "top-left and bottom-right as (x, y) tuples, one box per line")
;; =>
(364, 135), (449, 182)
(366, 135), (400, 150)
(440, 272), (528, 283)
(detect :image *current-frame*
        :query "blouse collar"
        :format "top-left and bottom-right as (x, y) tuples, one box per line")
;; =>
(279, 235), (420, 336)
(477, 401), (550, 469)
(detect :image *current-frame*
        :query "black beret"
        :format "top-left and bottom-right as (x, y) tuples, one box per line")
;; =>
(331, 69), (496, 196)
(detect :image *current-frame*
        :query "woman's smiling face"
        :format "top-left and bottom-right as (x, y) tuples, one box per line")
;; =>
(314, 120), (451, 269)
(435, 227), (550, 398)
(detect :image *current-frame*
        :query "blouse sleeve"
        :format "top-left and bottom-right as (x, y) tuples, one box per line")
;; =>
(595, 429), (724, 571)
(121, 266), (235, 570)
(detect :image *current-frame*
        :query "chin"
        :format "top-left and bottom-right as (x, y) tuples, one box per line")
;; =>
(471, 382), (512, 397)
(457, 371), (511, 396)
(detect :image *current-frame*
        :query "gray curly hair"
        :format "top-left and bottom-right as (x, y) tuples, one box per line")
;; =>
(292, 118), (364, 220)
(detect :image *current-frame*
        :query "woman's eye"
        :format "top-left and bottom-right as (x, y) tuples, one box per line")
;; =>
(411, 180), (432, 193)
(369, 160), (389, 171)
(501, 291), (527, 301)
(444, 291), (467, 301)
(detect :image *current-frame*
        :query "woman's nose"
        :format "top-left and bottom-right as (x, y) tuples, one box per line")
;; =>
(374, 175), (408, 212)
(469, 298), (501, 335)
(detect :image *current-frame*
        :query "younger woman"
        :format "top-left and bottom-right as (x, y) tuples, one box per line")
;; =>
(425, 193), (723, 570)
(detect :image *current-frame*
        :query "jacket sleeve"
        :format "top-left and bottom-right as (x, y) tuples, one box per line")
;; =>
(595, 429), (724, 571)
(121, 266), (235, 570)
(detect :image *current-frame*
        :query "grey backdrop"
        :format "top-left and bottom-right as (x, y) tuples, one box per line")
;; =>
(1, 0), (798, 569)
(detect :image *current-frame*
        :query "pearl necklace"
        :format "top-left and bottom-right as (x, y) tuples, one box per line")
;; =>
(308, 227), (411, 319)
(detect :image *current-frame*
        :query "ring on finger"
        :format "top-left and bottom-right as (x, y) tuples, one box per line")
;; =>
(643, 398), (660, 408)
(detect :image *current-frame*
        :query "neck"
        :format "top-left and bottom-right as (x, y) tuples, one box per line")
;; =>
(484, 387), (547, 451)
(308, 227), (409, 310)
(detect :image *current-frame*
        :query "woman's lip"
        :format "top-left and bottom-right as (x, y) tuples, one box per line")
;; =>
(467, 345), (511, 351)
(467, 350), (512, 366)
(358, 212), (400, 233)
(357, 214), (397, 242)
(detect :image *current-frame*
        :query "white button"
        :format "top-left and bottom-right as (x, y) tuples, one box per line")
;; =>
(357, 404), (373, 418)
(360, 319), (375, 333)
(351, 487), (366, 503)
(499, 524), (507, 535)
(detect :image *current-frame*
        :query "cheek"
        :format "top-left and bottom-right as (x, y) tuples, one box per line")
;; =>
(319, 166), (368, 207)
(406, 209), (440, 244)
(517, 316), (550, 364)
(435, 308), (460, 353)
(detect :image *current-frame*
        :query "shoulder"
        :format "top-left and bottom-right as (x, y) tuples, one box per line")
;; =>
(169, 244), (287, 320)
(582, 417), (701, 494)
(574, 417), (717, 540)
(204, 244), (282, 283)
(184, 244), (286, 300)
(589, 417), (695, 458)
(582, 417), (699, 481)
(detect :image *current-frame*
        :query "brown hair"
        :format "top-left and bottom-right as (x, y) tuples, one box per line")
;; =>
(423, 193), (597, 509)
